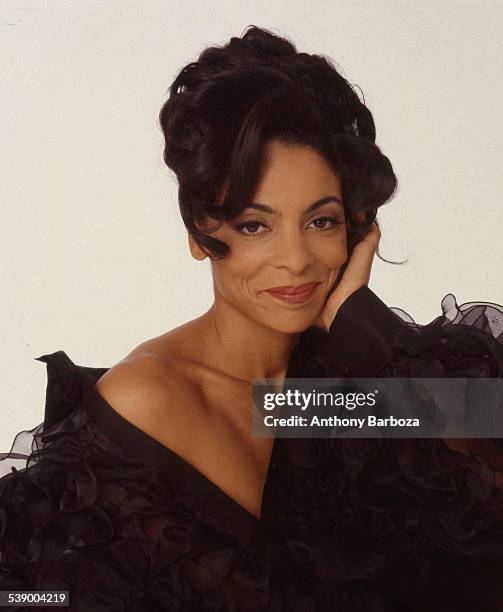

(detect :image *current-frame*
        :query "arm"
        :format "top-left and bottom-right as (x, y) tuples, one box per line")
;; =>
(294, 285), (503, 485)
(302, 285), (503, 380)
(287, 285), (406, 378)
(317, 285), (406, 377)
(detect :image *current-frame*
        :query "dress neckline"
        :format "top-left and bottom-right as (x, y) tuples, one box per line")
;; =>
(78, 365), (280, 542)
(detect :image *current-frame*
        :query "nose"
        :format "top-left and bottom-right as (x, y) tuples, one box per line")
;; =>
(272, 228), (316, 275)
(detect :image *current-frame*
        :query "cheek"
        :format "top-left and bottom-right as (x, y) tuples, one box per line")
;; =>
(211, 251), (265, 296)
(314, 235), (348, 270)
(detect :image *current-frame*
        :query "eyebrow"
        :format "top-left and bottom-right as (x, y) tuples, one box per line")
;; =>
(244, 196), (343, 215)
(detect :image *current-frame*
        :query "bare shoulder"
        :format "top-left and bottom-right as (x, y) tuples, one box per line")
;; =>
(95, 355), (181, 416)
(94, 350), (203, 448)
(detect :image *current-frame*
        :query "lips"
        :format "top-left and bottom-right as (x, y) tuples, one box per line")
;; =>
(265, 282), (320, 295)
(264, 282), (321, 305)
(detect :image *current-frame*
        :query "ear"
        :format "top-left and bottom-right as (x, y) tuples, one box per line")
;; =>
(188, 232), (208, 261)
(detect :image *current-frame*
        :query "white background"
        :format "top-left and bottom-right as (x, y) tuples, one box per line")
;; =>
(1, 0), (502, 449)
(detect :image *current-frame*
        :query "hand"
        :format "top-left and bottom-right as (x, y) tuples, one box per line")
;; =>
(314, 221), (381, 331)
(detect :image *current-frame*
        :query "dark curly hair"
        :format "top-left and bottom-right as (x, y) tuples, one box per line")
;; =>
(159, 25), (399, 261)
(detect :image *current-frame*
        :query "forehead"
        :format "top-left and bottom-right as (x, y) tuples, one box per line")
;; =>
(215, 140), (343, 211)
(254, 141), (342, 204)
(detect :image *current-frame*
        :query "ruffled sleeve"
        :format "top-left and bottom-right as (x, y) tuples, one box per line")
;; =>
(0, 352), (283, 611)
(0, 353), (170, 606)
(321, 287), (503, 547)
(275, 288), (503, 609)
(294, 286), (503, 473)
(286, 286), (407, 379)
(290, 285), (503, 379)
(305, 285), (503, 526)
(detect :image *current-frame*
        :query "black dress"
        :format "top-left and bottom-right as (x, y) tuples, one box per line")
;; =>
(1, 286), (503, 611)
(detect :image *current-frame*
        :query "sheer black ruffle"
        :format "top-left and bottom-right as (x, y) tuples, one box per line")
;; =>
(269, 290), (503, 610)
(0, 355), (283, 611)
(384, 292), (503, 378)
(1, 290), (503, 611)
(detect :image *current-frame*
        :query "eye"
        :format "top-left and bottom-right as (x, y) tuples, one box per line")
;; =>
(308, 215), (343, 231)
(232, 219), (269, 237)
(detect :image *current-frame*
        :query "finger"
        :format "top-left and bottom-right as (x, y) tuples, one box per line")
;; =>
(347, 224), (380, 268)
(339, 223), (380, 286)
(362, 220), (381, 246)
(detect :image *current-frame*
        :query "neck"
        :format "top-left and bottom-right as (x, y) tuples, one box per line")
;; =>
(195, 293), (299, 383)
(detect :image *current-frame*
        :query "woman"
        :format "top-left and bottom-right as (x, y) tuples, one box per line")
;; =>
(1, 26), (503, 611)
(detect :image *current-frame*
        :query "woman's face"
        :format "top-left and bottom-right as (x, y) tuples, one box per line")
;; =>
(193, 140), (348, 334)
